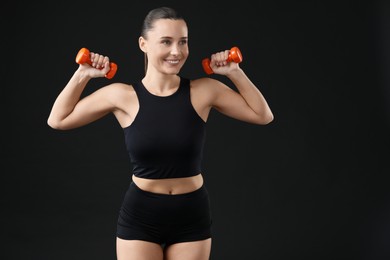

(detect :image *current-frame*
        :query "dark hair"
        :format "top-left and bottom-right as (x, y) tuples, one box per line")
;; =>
(141, 7), (184, 38)
(141, 7), (186, 73)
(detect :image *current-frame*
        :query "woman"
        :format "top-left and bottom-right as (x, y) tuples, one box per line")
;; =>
(47, 6), (273, 260)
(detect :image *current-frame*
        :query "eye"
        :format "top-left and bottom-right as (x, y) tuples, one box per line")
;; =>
(161, 40), (171, 45)
(179, 39), (188, 45)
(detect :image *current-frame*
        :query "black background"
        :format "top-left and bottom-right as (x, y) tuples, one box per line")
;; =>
(2, 1), (390, 259)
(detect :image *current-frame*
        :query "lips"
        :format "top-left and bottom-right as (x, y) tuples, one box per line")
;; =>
(165, 59), (180, 64)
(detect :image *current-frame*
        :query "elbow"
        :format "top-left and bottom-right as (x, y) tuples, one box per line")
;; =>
(47, 117), (63, 130)
(254, 111), (274, 125)
(47, 118), (57, 129)
(265, 113), (274, 124)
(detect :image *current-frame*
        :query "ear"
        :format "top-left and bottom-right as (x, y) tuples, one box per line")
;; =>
(139, 36), (147, 53)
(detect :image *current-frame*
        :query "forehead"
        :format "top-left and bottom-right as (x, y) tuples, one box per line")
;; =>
(149, 19), (188, 38)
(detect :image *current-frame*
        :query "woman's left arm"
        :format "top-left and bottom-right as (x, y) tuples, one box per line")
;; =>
(206, 50), (274, 125)
(225, 68), (274, 124)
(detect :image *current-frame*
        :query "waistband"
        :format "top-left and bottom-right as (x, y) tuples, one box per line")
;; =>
(130, 181), (207, 199)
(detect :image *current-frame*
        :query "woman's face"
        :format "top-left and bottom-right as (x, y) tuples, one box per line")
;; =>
(140, 19), (189, 75)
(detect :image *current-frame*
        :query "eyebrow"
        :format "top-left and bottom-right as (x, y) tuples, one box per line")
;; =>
(160, 36), (188, 40)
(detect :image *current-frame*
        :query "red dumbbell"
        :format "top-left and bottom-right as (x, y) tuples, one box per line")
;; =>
(202, 46), (243, 75)
(75, 47), (118, 79)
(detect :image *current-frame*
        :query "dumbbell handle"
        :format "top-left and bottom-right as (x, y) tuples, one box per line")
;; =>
(75, 47), (118, 79)
(202, 46), (243, 75)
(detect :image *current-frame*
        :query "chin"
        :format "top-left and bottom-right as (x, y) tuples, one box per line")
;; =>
(165, 67), (182, 74)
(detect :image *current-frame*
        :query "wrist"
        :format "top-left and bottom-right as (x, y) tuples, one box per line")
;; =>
(73, 67), (93, 84)
(226, 67), (244, 80)
(75, 66), (93, 80)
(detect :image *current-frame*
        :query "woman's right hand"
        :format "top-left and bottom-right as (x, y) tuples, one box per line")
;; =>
(78, 51), (111, 79)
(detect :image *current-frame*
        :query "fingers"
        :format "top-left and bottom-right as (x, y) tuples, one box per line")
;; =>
(211, 50), (230, 67)
(90, 52), (110, 69)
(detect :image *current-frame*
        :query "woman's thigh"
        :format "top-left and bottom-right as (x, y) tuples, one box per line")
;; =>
(164, 238), (212, 260)
(116, 238), (163, 260)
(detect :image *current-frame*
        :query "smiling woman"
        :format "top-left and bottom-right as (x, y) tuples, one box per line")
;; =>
(139, 14), (189, 77)
(47, 6), (273, 260)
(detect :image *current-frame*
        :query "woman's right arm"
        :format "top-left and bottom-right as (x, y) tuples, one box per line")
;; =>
(47, 53), (114, 130)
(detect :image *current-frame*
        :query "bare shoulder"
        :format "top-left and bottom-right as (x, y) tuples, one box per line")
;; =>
(188, 77), (227, 111)
(101, 82), (139, 126)
(103, 82), (134, 93)
(98, 82), (136, 101)
(190, 77), (231, 98)
(190, 77), (222, 89)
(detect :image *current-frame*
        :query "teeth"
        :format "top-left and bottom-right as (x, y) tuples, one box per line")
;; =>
(166, 60), (179, 64)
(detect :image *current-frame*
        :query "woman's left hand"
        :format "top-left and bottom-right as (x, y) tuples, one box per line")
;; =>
(208, 50), (240, 76)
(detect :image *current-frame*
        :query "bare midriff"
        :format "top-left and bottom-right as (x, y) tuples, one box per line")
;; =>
(132, 173), (204, 195)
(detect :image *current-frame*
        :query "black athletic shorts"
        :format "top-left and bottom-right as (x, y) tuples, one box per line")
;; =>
(116, 181), (212, 246)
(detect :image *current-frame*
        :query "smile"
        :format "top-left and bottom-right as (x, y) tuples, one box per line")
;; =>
(165, 59), (180, 64)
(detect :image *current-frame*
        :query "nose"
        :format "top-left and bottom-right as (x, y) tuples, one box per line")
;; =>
(170, 44), (180, 56)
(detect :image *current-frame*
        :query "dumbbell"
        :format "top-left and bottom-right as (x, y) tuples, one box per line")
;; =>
(75, 47), (118, 79)
(202, 46), (243, 75)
